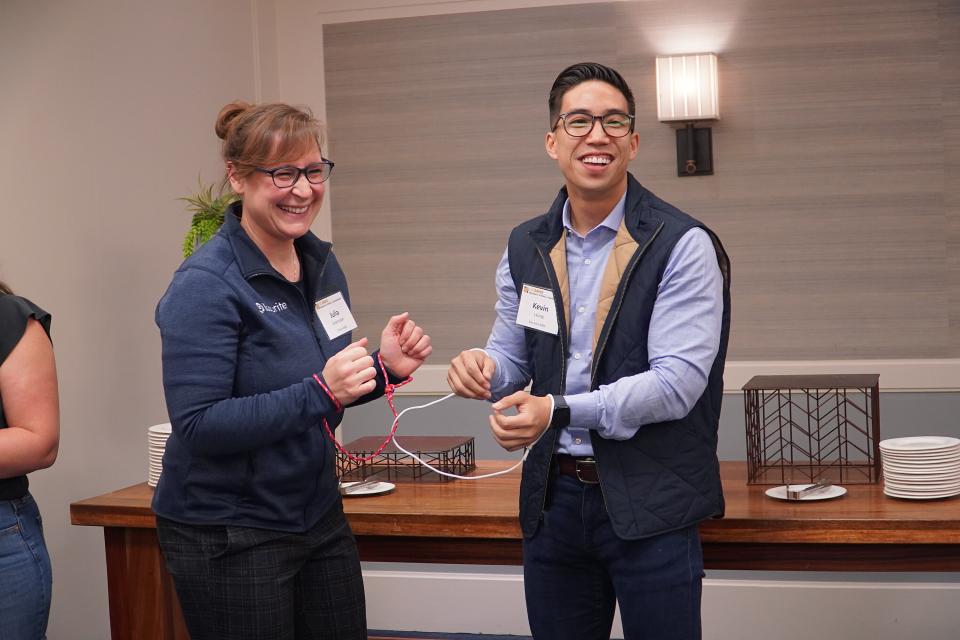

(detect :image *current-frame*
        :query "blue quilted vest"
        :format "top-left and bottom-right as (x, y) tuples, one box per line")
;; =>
(507, 174), (731, 539)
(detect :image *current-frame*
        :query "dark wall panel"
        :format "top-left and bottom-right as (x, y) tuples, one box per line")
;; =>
(324, 0), (959, 361)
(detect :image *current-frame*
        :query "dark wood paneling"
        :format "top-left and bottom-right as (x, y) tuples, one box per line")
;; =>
(941, 0), (960, 356)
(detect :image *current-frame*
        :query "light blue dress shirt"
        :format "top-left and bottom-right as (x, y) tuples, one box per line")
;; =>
(485, 194), (723, 456)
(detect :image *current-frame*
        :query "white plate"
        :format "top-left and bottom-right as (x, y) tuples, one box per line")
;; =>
(880, 451), (960, 462)
(765, 484), (847, 501)
(884, 481), (960, 493)
(882, 459), (960, 471)
(884, 487), (960, 500)
(339, 481), (395, 497)
(880, 436), (960, 452)
(148, 423), (172, 435)
(883, 471), (960, 482)
(883, 467), (960, 479)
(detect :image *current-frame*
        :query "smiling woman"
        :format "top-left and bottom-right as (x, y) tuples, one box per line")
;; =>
(153, 101), (433, 640)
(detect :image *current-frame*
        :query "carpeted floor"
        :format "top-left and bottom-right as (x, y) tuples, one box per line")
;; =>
(369, 632), (532, 640)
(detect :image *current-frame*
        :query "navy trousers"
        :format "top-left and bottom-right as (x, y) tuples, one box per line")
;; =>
(157, 499), (366, 640)
(522, 473), (704, 640)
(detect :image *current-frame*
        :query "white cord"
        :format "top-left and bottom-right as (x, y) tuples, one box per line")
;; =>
(388, 393), (546, 480)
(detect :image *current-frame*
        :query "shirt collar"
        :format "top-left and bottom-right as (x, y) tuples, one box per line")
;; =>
(561, 191), (627, 239)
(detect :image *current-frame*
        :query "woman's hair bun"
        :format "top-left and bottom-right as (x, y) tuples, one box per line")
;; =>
(215, 101), (253, 140)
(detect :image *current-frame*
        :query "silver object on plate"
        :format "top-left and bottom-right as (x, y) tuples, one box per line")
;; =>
(339, 477), (380, 495)
(785, 479), (832, 500)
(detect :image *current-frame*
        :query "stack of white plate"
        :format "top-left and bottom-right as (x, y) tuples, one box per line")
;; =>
(880, 436), (960, 500)
(148, 423), (172, 487)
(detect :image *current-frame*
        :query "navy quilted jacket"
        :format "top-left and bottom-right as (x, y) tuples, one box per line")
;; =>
(507, 174), (732, 539)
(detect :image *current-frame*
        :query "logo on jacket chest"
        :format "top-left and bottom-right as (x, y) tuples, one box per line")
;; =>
(256, 301), (289, 314)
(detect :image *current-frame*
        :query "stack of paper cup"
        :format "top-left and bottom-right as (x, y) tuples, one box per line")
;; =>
(148, 423), (172, 487)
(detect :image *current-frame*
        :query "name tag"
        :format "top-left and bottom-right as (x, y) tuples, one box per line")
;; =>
(315, 292), (358, 340)
(516, 284), (559, 335)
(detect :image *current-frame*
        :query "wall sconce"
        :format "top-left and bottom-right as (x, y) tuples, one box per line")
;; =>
(656, 53), (719, 176)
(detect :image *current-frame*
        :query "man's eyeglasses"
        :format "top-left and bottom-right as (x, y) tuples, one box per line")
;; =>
(254, 161), (335, 188)
(554, 112), (635, 138)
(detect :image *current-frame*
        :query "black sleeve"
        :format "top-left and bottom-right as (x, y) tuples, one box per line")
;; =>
(0, 295), (52, 366)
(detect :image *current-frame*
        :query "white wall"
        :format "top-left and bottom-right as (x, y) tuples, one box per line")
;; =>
(1, 0), (957, 637)
(0, 1), (269, 637)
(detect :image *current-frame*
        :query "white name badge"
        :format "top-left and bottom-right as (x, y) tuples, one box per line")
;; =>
(516, 284), (559, 335)
(315, 292), (358, 340)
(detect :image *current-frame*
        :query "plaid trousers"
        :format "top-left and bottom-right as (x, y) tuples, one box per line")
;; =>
(157, 499), (366, 640)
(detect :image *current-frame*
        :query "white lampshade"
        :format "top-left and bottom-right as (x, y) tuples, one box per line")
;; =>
(656, 54), (719, 122)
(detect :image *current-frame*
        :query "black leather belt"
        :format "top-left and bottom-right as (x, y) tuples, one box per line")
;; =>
(554, 454), (600, 484)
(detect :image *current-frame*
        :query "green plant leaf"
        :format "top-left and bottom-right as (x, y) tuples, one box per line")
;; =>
(179, 177), (238, 258)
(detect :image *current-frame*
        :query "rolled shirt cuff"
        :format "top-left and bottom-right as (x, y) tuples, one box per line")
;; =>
(566, 391), (601, 432)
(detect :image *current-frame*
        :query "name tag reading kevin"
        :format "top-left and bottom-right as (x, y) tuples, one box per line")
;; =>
(315, 292), (358, 340)
(516, 284), (559, 335)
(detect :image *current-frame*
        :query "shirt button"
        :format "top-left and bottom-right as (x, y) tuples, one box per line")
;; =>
(573, 353), (582, 360)
(578, 306), (585, 314)
(584, 258), (592, 265)
(575, 438), (582, 445)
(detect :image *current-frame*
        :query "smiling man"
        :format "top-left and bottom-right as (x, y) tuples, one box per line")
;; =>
(447, 62), (732, 640)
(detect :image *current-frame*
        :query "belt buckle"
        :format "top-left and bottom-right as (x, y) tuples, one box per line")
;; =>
(575, 458), (599, 484)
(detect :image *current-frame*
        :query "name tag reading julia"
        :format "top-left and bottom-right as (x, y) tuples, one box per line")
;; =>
(516, 284), (559, 335)
(315, 292), (358, 340)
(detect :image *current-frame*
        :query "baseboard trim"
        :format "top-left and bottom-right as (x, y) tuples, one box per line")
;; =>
(362, 569), (960, 639)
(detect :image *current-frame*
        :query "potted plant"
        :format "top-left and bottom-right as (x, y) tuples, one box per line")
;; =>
(179, 179), (239, 258)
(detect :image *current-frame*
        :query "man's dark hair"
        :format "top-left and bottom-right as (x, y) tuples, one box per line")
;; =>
(548, 62), (635, 129)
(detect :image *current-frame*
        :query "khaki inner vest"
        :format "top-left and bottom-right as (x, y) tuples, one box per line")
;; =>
(548, 220), (639, 354)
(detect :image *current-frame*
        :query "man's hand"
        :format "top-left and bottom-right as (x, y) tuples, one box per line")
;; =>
(447, 349), (496, 400)
(321, 338), (376, 406)
(379, 312), (432, 379)
(488, 391), (552, 452)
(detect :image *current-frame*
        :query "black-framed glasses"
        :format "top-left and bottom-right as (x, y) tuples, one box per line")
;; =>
(254, 160), (335, 188)
(554, 111), (635, 138)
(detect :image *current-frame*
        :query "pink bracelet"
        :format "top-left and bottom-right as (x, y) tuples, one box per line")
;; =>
(316, 353), (412, 463)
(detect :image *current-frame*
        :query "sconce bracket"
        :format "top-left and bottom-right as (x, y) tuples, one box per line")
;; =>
(675, 125), (713, 177)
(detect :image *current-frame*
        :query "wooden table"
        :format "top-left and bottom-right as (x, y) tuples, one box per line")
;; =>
(71, 461), (960, 639)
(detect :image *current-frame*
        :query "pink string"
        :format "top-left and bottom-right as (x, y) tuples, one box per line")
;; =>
(317, 353), (411, 463)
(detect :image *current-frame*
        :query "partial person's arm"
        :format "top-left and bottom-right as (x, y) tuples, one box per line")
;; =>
(565, 228), (723, 438)
(0, 318), (59, 476)
(158, 267), (351, 456)
(484, 249), (534, 397)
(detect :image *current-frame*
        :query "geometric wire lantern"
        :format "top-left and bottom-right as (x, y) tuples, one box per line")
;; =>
(743, 374), (881, 485)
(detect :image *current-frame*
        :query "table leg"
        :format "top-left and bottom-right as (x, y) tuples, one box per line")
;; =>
(103, 527), (190, 639)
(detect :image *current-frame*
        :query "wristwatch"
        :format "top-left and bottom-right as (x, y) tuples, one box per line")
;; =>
(549, 394), (570, 429)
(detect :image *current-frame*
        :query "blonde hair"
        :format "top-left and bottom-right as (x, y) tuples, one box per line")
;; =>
(215, 101), (325, 185)
(0, 280), (11, 295)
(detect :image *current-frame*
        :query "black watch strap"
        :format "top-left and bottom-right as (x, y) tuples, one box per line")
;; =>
(549, 394), (570, 429)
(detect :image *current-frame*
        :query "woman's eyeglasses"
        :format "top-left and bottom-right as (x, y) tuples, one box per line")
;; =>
(254, 160), (335, 188)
